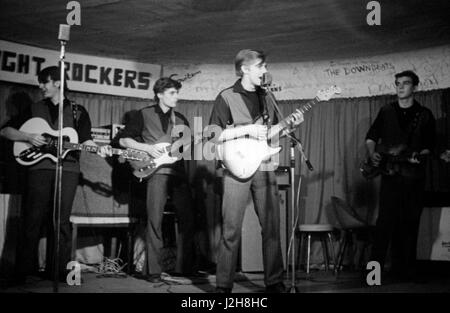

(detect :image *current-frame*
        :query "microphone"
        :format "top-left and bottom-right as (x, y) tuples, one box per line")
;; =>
(305, 159), (314, 171)
(58, 24), (71, 42)
(261, 72), (272, 87)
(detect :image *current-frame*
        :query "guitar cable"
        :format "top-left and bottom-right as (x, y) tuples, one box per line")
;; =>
(286, 170), (302, 281)
(80, 185), (128, 277)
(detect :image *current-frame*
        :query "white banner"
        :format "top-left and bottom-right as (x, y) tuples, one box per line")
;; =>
(165, 45), (450, 100)
(0, 40), (161, 99)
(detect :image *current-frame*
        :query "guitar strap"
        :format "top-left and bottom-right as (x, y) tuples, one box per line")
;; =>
(257, 91), (270, 126)
(70, 99), (79, 130)
(265, 91), (285, 123)
(265, 90), (300, 136)
(405, 106), (424, 148)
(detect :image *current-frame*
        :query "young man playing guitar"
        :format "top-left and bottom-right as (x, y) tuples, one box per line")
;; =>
(0, 66), (109, 284)
(115, 77), (195, 283)
(365, 70), (436, 282)
(209, 49), (304, 293)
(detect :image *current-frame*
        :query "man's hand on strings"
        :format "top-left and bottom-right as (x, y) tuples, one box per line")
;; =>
(27, 133), (47, 146)
(369, 152), (382, 167)
(247, 124), (268, 140)
(97, 145), (113, 158)
(146, 144), (166, 158)
(291, 109), (304, 127)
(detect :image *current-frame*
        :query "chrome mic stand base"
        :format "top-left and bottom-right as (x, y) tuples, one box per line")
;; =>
(288, 139), (299, 292)
(286, 133), (314, 293)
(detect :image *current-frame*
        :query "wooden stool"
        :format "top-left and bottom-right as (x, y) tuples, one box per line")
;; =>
(297, 224), (337, 274)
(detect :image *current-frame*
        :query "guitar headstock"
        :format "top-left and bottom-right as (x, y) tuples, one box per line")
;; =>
(316, 85), (341, 101)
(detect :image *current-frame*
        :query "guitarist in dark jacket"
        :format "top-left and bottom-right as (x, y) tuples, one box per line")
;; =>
(0, 66), (109, 284)
(365, 70), (436, 281)
(115, 77), (195, 283)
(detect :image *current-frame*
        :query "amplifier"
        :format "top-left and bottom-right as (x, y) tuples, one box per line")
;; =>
(91, 126), (111, 144)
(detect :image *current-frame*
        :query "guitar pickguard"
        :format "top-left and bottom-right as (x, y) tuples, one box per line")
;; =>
(13, 118), (79, 166)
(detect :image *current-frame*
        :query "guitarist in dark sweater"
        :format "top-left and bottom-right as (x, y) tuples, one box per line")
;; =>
(365, 70), (436, 281)
(0, 66), (109, 285)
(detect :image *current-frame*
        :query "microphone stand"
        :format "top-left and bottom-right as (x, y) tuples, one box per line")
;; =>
(285, 132), (313, 293)
(52, 38), (67, 293)
(261, 77), (314, 292)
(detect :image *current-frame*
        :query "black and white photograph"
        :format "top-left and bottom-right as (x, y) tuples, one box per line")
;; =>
(1, 0), (450, 302)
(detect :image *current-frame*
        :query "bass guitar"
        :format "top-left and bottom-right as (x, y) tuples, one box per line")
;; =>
(359, 143), (450, 179)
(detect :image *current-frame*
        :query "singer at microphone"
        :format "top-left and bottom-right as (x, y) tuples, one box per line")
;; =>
(261, 71), (303, 137)
(260, 72), (310, 170)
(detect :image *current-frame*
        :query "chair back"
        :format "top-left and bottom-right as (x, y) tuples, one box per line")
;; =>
(331, 196), (368, 229)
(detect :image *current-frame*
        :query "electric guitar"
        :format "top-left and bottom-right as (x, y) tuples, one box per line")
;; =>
(216, 86), (341, 180)
(360, 144), (424, 179)
(126, 137), (197, 182)
(360, 144), (450, 179)
(13, 117), (145, 165)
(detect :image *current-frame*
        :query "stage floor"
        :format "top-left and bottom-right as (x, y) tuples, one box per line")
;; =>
(2, 268), (450, 293)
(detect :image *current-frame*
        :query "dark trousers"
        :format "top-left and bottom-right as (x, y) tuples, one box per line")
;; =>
(370, 175), (424, 277)
(16, 169), (79, 278)
(216, 170), (284, 289)
(144, 174), (195, 276)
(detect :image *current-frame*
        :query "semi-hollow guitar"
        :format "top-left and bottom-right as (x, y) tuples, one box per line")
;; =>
(14, 118), (145, 165)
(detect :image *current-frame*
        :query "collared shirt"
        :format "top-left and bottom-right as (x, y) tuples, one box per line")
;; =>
(1, 97), (93, 173)
(1, 98), (92, 144)
(114, 103), (190, 176)
(45, 98), (92, 143)
(117, 104), (188, 144)
(366, 100), (435, 152)
(209, 79), (278, 129)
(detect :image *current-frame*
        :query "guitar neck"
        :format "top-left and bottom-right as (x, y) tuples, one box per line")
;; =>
(268, 97), (320, 140)
(387, 153), (428, 163)
(165, 137), (201, 156)
(64, 142), (138, 158)
(64, 142), (101, 153)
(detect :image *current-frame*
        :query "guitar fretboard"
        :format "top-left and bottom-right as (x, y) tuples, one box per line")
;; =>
(63, 142), (148, 160)
(268, 97), (320, 140)
(65, 142), (100, 153)
(280, 97), (319, 128)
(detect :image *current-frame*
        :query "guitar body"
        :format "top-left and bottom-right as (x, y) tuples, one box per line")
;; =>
(216, 138), (281, 180)
(13, 118), (79, 166)
(360, 143), (427, 179)
(129, 142), (179, 181)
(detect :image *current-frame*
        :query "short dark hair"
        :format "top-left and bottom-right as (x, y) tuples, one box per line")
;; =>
(38, 66), (61, 83)
(234, 49), (266, 77)
(395, 70), (419, 86)
(153, 77), (182, 102)
(37, 66), (70, 91)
